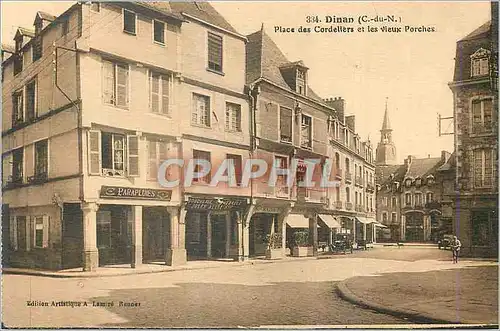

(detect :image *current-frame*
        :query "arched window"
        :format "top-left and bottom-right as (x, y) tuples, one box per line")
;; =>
(335, 152), (340, 169)
(346, 187), (350, 202)
(345, 158), (350, 174)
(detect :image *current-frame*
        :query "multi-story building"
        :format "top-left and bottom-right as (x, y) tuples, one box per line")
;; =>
(2, 1), (250, 270)
(375, 107), (454, 242)
(2, 2), (377, 271)
(448, 2), (498, 256)
(245, 27), (376, 256)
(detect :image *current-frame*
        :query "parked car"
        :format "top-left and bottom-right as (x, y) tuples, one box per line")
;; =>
(438, 234), (454, 250)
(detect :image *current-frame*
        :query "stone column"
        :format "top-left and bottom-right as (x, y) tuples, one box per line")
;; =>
(400, 214), (406, 241)
(328, 228), (333, 247)
(278, 207), (290, 258)
(165, 206), (187, 266)
(423, 215), (430, 241)
(236, 212), (244, 261)
(363, 223), (367, 241)
(309, 214), (318, 256)
(131, 206), (143, 268)
(81, 202), (99, 272)
(225, 212), (231, 258)
(352, 218), (356, 242)
(243, 205), (254, 260)
(206, 212), (212, 258)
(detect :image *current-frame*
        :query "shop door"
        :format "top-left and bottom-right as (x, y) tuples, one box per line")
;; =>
(62, 203), (83, 269)
(143, 207), (169, 262)
(211, 214), (227, 258)
(97, 206), (131, 266)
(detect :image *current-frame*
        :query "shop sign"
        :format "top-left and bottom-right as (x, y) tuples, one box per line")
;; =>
(254, 206), (282, 214)
(185, 197), (247, 211)
(100, 186), (172, 201)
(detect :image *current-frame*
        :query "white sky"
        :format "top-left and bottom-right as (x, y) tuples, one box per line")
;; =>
(1, 1), (492, 162)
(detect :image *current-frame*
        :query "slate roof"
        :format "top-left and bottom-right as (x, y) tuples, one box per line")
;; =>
(375, 164), (401, 185)
(169, 1), (238, 33)
(37, 11), (56, 22)
(405, 157), (442, 178)
(459, 20), (491, 42)
(1, 43), (15, 53)
(246, 28), (327, 105)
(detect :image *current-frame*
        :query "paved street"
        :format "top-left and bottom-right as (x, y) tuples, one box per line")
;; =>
(2, 247), (496, 328)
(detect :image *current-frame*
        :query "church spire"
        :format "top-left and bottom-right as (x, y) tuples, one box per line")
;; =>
(381, 97), (392, 131)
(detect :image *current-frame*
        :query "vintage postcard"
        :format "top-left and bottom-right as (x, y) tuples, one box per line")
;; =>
(1, 0), (498, 329)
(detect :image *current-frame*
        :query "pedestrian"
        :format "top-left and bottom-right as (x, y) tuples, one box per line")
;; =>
(451, 236), (461, 263)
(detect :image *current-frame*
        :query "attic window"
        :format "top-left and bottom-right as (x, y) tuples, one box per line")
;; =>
(296, 69), (306, 95)
(426, 175), (435, 185)
(415, 177), (422, 187)
(207, 32), (223, 73)
(405, 178), (412, 187)
(471, 48), (490, 77)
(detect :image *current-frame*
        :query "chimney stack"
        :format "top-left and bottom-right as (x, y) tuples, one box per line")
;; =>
(441, 150), (451, 163)
(325, 97), (345, 123)
(345, 115), (355, 131)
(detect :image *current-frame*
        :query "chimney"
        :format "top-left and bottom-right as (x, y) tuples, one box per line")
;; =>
(325, 97), (345, 123)
(441, 150), (451, 163)
(404, 155), (414, 167)
(345, 115), (355, 131)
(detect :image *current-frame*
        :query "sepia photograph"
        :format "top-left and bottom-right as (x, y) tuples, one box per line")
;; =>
(1, 0), (498, 329)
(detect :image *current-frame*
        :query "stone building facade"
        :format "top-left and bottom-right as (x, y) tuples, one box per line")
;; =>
(448, 3), (498, 257)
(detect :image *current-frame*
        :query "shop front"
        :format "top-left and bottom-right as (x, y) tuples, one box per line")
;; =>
(405, 212), (424, 242)
(184, 196), (248, 261)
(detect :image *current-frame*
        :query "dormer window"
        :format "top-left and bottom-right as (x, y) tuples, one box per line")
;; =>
(415, 177), (422, 187)
(405, 178), (412, 187)
(426, 175), (435, 185)
(471, 48), (490, 77)
(296, 69), (306, 95)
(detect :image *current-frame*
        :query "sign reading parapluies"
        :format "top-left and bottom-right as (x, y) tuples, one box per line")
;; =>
(100, 186), (172, 201)
(185, 197), (247, 211)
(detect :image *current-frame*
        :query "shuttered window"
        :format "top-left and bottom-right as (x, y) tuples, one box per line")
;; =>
(12, 148), (24, 184)
(474, 149), (494, 188)
(207, 32), (223, 72)
(88, 130), (101, 175)
(34, 139), (48, 180)
(226, 154), (242, 186)
(102, 60), (129, 108)
(301, 115), (312, 148)
(26, 79), (36, 121)
(279, 107), (292, 143)
(148, 140), (169, 180)
(12, 90), (23, 126)
(192, 150), (211, 184)
(9, 216), (18, 251)
(149, 71), (170, 115)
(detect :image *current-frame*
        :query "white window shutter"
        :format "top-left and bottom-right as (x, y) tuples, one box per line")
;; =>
(148, 141), (158, 180)
(161, 76), (170, 115)
(3, 153), (13, 185)
(102, 60), (115, 104)
(127, 135), (139, 177)
(43, 215), (49, 248)
(10, 216), (17, 251)
(116, 64), (129, 107)
(88, 130), (102, 175)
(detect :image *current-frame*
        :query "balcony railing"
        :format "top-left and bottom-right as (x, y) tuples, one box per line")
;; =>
(355, 204), (364, 212)
(366, 182), (375, 192)
(345, 172), (352, 183)
(355, 176), (363, 187)
(345, 202), (353, 210)
(335, 201), (343, 209)
(276, 185), (289, 198)
(297, 187), (325, 202)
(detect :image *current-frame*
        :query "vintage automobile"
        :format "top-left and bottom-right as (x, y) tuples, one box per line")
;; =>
(438, 234), (454, 250)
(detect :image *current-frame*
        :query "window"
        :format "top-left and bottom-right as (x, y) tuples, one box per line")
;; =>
(225, 103), (241, 132)
(97, 211), (111, 248)
(13, 53), (23, 76)
(226, 154), (243, 186)
(16, 216), (28, 251)
(88, 131), (139, 177)
(33, 216), (49, 248)
(32, 36), (42, 62)
(153, 20), (165, 44)
(275, 156), (288, 196)
(345, 158), (350, 174)
(382, 196), (388, 206)
(471, 210), (493, 246)
(405, 193), (412, 206)
(391, 212), (397, 223)
(346, 187), (351, 202)
(473, 149), (494, 188)
(12, 90), (24, 126)
(382, 213), (388, 223)
(300, 114), (312, 148)
(26, 80), (36, 121)
(192, 93), (210, 127)
(296, 69), (306, 95)
(335, 186), (340, 201)
(61, 19), (69, 37)
(415, 193), (422, 206)
(90, 2), (100, 12)
(148, 140), (169, 180)
(391, 196), (397, 208)
(426, 192), (434, 203)
(405, 178), (412, 187)
(102, 60), (129, 108)
(471, 49), (490, 77)
(279, 106), (293, 143)
(34, 139), (48, 180)
(149, 71), (170, 115)
(12, 148), (24, 184)
(471, 99), (493, 133)
(123, 9), (136, 34)
(207, 32), (223, 72)
(192, 150), (211, 184)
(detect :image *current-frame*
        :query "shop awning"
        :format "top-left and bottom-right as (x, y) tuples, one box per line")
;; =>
(287, 214), (319, 228)
(287, 214), (310, 228)
(318, 214), (341, 229)
(355, 216), (372, 224)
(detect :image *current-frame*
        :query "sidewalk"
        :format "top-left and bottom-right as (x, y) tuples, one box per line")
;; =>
(1, 255), (320, 278)
(337, 264), (499, 325)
